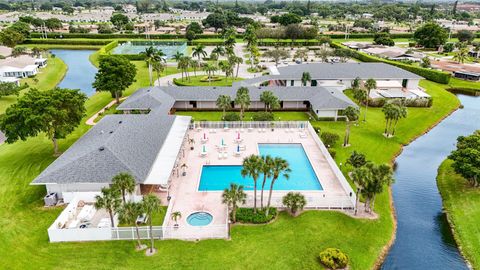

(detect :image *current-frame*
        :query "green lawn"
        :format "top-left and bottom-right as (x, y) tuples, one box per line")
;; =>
(0, 55), (67, 114)
(0, 47), (461, 269)
(174, 75), (243, 87)
(437, 159), (480, 269)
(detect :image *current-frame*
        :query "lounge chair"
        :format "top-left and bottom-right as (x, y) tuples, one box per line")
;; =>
(248, 127), (253, 132)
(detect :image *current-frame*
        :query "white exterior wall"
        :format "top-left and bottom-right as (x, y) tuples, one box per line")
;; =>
(173, 101), (193, 109)
(406, 79), (420, 89)
(46, 183), (109, 202)
(197, 101), (216, 109)
(282, 101), (308, 109)
(314, 109), (338, 119)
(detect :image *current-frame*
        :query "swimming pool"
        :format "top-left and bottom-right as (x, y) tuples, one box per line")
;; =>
(198, 144), (323, 191)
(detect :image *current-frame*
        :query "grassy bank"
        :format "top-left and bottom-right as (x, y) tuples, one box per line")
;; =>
(0, 55), (67, 114)
(437, 159), (480, 269)
(0, 45), (460, 269)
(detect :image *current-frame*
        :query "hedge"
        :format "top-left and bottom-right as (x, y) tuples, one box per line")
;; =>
(24, 39), (112, 45)
(30, 32), (222, 40)
(331, 42), (451, 84)
(235, 208), (277, 224)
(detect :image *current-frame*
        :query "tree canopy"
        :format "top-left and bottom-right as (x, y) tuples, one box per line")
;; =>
(413, 23), (448, 49)
(449, 130), (480, 187)
(93, 55), (137, 104)
(0, 88), (87, 156)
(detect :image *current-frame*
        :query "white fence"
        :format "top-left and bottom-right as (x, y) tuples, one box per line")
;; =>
(307, 123), (356, 208)
(190, 121), (310, 130)
(244, 193), (354, 210)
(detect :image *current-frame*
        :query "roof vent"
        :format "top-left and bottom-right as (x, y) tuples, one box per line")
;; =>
(118, 121), (122, 124)
(213, 87), (216, 89)
(99, 146), (105, 151)
(147, 89), (150, 92)
(109, 131), (113, 134)
(100, 130), (104, 134)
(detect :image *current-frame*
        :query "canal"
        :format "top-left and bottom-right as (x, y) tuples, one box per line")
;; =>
(50, 49), (97, 96)
(382, 94), (480, 269)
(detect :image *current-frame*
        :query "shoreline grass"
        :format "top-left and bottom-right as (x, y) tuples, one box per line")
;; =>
(437, 159), (480, 269)
(0, 47), (461, 269)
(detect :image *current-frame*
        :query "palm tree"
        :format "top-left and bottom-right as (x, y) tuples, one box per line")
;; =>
(235, 87), (250, 119)
(316, 47), (330, 62)
(189, 59), (200, 77)
(282, 192), (307, 216)
(212, 45), (225, 57)
(346, 151), (367, 169)
(390, 103), (407, 137)
(382, 103), (395, 136)
(171, 211), (182, 226)
(241, 155), (263, 213)
(117, 201), (145, 249)
(94, 187), (121, 227)
(11, 46), (27, 57)
(142, 194), (162, 255)
(192, 44), (207, 62)
(351, 166), (370, 215)
(260, 155), (273, 209)
(229, 55), (243, 79)
(343, 106), (360, 147)
(111, 172), (136, 204)
(31, 47), (41, 58)
(351, 77), (361, 89)
(363, 78), (376, 122)
(173, 51), (184, 63)
(178, 56), (191, 81)
(218, 60), (233, 82)
(222, 183), (247, 223)
(265, 157), (291, 216)
(260, 91), (279, 112)
(203, 63), (217, 82)
(153, 61), (165, 81)
(453, 48), (469, 64)
(363, 163), (393, 212)
(301, 71), (311, 86)
(216, 94), (232, 119)
(140, 46), (162, 86)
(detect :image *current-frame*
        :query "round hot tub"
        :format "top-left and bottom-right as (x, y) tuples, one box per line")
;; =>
(186, 212), (213, 226)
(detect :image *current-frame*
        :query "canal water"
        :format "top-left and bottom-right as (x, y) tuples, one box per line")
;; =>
(382, 94), (480, 269)
(50, 49), (97, 96)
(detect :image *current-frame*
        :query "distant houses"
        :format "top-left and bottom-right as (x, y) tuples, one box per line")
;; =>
(0, 54), (48, 85)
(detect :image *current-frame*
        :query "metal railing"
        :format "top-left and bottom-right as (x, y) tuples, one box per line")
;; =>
(190, 121), (310, 130)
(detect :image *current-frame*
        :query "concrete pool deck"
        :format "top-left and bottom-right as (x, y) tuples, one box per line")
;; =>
(161, 125), (355, 239)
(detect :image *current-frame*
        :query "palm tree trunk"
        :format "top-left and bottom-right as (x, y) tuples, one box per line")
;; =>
(354, 188), (360, 215)
(260, 175), (267, 209)
(371, 195), (376, 213)
(149, 219), (154, 252)
(265, 179), (276, 216)
(232, 206), (237, 223)
(392, 119), (399, 136)
(109, 210), (115, 227)
(122, 190), (126, 204)
(148, 63), (153, 86)
(253, 180), (257, 213)
(236, 64), (240, 78)
(343, 122), (350, 147)
(135, 224), (142, 248)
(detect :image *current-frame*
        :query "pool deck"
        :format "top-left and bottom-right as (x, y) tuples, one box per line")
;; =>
(161, 126), (353, 239)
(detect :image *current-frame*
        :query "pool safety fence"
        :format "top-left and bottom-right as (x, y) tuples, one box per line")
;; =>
(244, 193), (355, 210)
(190, 121), (310, 130)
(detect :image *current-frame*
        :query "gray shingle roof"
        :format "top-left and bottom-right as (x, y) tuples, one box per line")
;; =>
(32, 113), (178, 184)
(270, 62), (423, 80)
(119, 85), (356, 111)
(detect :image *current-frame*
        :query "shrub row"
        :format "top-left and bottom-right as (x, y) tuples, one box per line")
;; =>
(235, 207), (277, 224)
(24, 39), (111, 45)
(252, 111), (274, 121)
(30, 32), (223, 40)
(331, 42), (451, 84)
(368, 97), (433, 107)
(29, 32), (445, 40)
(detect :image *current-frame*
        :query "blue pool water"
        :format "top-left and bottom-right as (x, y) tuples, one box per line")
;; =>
(187, 212), (213, 226)
(198, 144), (323, 191)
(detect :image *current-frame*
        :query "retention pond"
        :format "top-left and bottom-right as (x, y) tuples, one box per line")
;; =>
(382, 94), (480, 269)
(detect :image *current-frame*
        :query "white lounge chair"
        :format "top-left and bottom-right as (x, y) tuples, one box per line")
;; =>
(299, 132), (308, 138)
(209, 129), (217, 133)
(248, 127), (253, 132)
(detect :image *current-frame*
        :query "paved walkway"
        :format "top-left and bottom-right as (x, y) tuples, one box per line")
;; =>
(85, 97), (126, 126)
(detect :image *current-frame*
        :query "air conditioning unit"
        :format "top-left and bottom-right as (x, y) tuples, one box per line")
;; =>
(44, 193), (58, 206)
